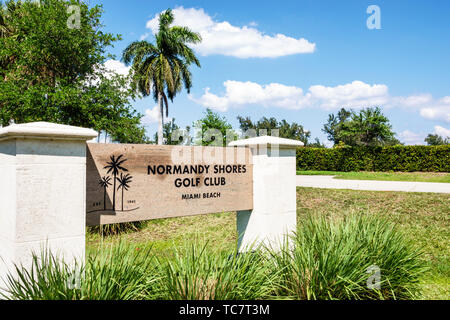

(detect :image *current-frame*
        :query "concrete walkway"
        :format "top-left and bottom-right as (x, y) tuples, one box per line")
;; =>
(296, 175), (450, 194)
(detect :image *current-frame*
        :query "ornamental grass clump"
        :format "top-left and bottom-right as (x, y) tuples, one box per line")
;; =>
(1, 250), (83, 300)
(2, 215), (427, 300)
(152, 242), (276, 300)
(268, 213), (427, 300)
(1, 242), (158, 300)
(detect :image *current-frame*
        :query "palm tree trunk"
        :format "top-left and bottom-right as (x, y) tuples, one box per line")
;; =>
(121, 188), (124, 211)
(103, 187), (106, 210)
(158, 92), (164, 145)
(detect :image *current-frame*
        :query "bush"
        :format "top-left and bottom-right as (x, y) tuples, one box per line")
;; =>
(152, 242), (275, 300)
(296, 145), (450, 172)
(1, 242), (158, 300)
(2, 216), (426, 300)
(268, 213), (427, 300)
(1, 242), (275, 300)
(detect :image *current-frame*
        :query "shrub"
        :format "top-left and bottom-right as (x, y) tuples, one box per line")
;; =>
(1, 242), (158, 300)
(2, 216), (427, 300)
(152, 242), (275, 300)
(296, 145), (450, 172)
(2, 242), (275, 300)
(268, 213), (427, 300)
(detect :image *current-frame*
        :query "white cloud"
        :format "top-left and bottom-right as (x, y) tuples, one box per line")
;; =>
(139, 32), (151, 41)
(190, 80), (390, 111)
(190, 80), (450, 123)
(397, 130), (426, 145)
(391, 94), (433, 107)
(190, 80), (308, 111)
(144, 7), (315, 58)
(141, 105), (172, 124)
(419, 96), (450, 123)
(308, 81), (389, 110)
(103, 59), (131, 77)
(397, 126), (450, 145)
(434, 125), (450, 138)
(87, 59), (131, 86)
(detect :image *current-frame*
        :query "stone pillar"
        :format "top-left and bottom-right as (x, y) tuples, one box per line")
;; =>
(0, 122), (97, 287)
(229, 136), (303, 252)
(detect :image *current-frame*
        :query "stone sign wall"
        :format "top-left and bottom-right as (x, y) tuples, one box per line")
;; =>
(86, 143), (253, 226)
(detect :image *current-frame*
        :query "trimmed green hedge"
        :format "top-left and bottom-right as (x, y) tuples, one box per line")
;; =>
(296, 145), (450, 172)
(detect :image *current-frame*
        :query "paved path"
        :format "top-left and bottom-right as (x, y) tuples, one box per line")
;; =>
(296, 175), (450, 194)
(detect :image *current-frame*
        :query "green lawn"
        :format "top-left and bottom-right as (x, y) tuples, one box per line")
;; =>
(87, 187), (449, 300)
(297, 170), (450, 183)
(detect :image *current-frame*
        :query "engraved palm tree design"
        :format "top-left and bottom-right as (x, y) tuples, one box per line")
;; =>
(117, 173), (133, 211)
(98, 176), (112, 210)
(104, 154), (128, 211)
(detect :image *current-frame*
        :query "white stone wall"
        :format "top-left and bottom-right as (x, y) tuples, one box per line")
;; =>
(0, 123), (302, 294)
(0, 123), (96, 291)
(230, 137), (303, 252)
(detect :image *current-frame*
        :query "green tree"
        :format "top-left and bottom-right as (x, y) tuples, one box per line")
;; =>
(307, 137), (326, 148)
(0, 0), (147, 143)
(323, 107), (400, 147)
(153, 118), (190, 145)
(194, 108), (233, 146)
(322, 108), (351, 145)
(424, 133), (449, 146)
(122, 8), (201, 145)
(237, 116), (314, 145)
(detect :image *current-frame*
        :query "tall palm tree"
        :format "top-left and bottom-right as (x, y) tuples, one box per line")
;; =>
(104, 154), (128, 210)
(98, 175), (112, 210)
(117, 173), (133, 211)
(122, 8), (201, 145)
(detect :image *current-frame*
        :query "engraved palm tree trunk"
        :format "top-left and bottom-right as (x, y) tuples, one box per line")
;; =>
(104, 155), (128, 211)
(112, 172), (117, 210)
(121, 187), (124, 211)
(99, 176), (112, 211)
(103, 186), (107, 210)
(117, 173), (133, 212)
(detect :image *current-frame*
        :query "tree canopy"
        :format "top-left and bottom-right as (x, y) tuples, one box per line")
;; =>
(0, 0), (146, 143)
(237, 115), (320, 146)
(193, 108), (234, 146)
(425, 133), (449, 146)
(323, 107), (400, 147)
(122, 8), (201, 145)
(152, 118), (191, 145)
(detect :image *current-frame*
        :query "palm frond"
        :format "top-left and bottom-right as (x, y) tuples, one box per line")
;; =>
(121, 8), (201, 126)
(170, 26), (202, 45)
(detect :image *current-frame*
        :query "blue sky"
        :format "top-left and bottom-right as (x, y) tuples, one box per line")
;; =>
(92, 0), (450, 145)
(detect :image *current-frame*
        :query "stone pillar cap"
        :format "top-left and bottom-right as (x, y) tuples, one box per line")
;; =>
(228, 136), (304, 148)
(0, 121), (98, 141)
